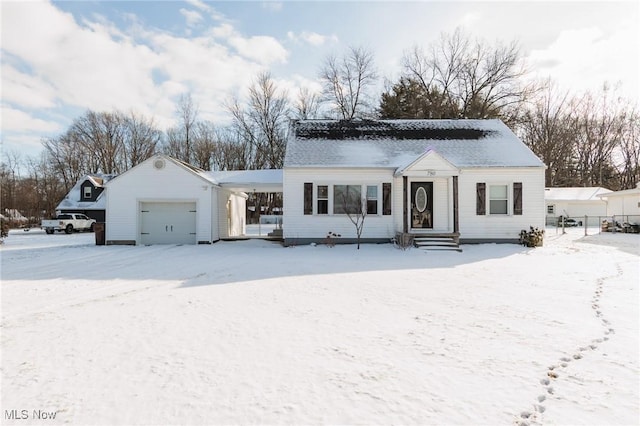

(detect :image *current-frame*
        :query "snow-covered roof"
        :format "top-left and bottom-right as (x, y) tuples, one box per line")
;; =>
(2, 209), (28, 221)
(56, 174), (116, 211)
(284, 119), (545, 169)
(545, 187), (611, 201)
(597, 183), (640, 198)
(204, 169), (283, 192)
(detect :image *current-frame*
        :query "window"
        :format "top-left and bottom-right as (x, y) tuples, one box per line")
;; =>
(83, 186), (92, 199)
(317, 185), (328, 214)
(366, 185), (378, 214)
(333, 185), (362, 214)
(382, 183), (392, 215)
(547, 205), (555, 215)
(489, 185), (508, 214)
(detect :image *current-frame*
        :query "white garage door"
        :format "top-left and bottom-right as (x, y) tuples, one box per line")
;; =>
(140, 202), (197, 245)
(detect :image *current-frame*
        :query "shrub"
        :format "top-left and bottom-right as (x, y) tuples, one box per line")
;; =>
(519, 226), (544, 247)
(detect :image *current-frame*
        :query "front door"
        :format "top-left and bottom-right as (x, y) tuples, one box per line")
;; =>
(410, 182), (433, 229)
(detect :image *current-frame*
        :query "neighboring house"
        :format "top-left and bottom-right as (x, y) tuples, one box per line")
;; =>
(105, 155), (280, 245)
(2, 209), (28, 223)
(598, 182), (640, 220)
(282, 119), (546, 246)
(56, 174), (115, 222)
(544, 187), (611, 226)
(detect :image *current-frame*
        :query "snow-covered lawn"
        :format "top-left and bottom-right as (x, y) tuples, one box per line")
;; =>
(1, 228), (638, 425)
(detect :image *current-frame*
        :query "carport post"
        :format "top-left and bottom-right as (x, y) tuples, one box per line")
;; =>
(584, 215), (588, 236)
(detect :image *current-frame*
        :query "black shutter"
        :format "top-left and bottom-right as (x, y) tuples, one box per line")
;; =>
(382, 183), (392, 215)
(303, 183), (312, 215)
(476, 183), (486, 215)
(513, 182), (523, 215)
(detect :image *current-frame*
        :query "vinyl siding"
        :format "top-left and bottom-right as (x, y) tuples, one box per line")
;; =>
(283, 168), (397, 241)
(458, 168), (545, 240)
(105, 158), (215, 244)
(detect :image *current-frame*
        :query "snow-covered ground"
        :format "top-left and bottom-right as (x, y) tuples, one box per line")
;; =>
(1, 228), (638, 425)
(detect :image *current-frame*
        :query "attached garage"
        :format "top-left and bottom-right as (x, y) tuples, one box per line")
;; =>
(105, 155), (248, 245)
(140, 202), (197, 245)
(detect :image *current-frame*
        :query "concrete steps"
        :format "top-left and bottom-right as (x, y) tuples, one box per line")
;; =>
(413, 233), (461, 252)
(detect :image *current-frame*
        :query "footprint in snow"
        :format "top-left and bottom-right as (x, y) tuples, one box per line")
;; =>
(540, 378), (550, 386)
(547, 386), (554, 395)
(573, 353), (583, 360)
(560, 356), (571, 362)
(537, 395), (546, 402)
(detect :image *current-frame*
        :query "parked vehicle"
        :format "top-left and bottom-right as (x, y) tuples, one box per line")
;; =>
(41, 213), (96, 234)
(558, 216), (582, 227)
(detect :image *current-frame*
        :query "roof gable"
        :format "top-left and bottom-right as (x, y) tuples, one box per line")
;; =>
(396, 149), (458, 176)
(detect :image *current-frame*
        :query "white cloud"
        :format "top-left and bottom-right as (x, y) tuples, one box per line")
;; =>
(287, 31), (338, 47)
(179, 8), (204, 27)
(1, 105), (61, 133)
(527, 22), (639, 99)
(228, 35), (288, 64)
(0, 0), (291, 143)
(184, 0), (209, 12)
(262, 2), (283, 12)
(1, 64), (57, 109)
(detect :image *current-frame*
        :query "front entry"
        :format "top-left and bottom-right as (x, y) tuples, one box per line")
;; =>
(410, 182), (433, 229)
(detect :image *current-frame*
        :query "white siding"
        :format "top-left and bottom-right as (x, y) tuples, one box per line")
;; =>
(458, 168), (545, 240)
(605, 192), (640, 217)
(285, 166), (545, 242)
(283, 168), (397, 241)
(106, 158), (215, 244)
(545, 201), (607, 225)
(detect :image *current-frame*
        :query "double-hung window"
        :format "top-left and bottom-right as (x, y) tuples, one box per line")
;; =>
(366, 185), (378, 214)
(317, 185), (328, 214)
(83, 186), (92, 199)
(489, 185), (508, 214)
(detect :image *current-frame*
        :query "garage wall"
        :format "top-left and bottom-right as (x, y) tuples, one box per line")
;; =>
(106, 157), (215, 245)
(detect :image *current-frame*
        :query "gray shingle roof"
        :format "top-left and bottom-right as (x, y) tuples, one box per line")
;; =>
(284, 119), (545, 169)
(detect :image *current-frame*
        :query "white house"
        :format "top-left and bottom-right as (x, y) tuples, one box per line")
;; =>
(282, 119), (546, 246)
(105, 155), (280, 245)
(598, 183), (640, 220)
(544, 187), (611, 226)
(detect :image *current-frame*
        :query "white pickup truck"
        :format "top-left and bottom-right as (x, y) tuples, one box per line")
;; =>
(42, 213), (96, 234)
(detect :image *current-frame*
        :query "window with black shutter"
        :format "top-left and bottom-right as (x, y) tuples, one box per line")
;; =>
(513, 182), (523, 215)
(382, 183), (392, 215)
(303, 183), (312, 215)
(476, 183), (486, 215)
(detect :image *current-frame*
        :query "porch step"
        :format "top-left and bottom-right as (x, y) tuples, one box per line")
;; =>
(267, 228), (284, 241)
(267, 228), (283, 237)
(413, 234), (461, 252)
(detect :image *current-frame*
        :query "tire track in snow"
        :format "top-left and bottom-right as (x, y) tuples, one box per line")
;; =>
(515, 263), (623, 426)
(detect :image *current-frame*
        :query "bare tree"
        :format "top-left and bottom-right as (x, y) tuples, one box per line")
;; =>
(122, 111), (161, 168)
(402, 28), (533, 123)
(293, 87), (320, 120)
(336, 185), (367, 249)
(617, 111), (640, 189)
(226, 72), (289, 169)
(319, 46), (378, 120)
(572, 85), (627, 188)
(518, 80), (577, 186)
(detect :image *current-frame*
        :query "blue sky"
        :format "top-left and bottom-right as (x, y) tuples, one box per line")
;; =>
(1, 0), (638, 159)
